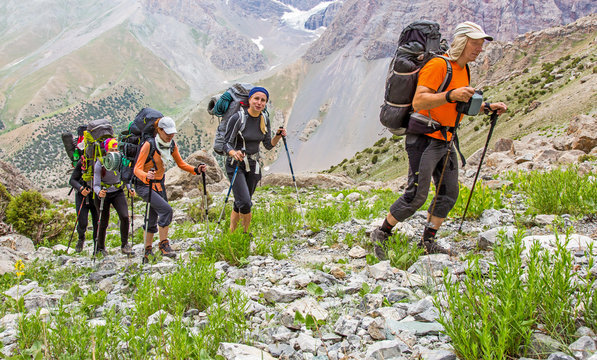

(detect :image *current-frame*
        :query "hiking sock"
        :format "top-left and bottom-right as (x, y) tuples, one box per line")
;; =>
(423, 226), (437, 242)
(380, 219), (394, 235)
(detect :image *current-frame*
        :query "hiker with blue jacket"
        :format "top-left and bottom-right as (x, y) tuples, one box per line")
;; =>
(224, 86), (286, 233)
(371, 21), (507, 257)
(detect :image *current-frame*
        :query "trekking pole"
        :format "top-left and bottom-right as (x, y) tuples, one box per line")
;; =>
(201, 169), (209, 238)
(66, 192), (87, 252)
(215, 162), (240, 233)
(143, 169), (155, 254)
(428, 111), (464, 226)
(279, 127), (305, 224)
(129, 189), (134, 244)
(93, 189), (106, 263)
(458, 110), (499, 231)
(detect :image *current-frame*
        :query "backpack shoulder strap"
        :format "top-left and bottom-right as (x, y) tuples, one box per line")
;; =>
(145, 138), (158, 169)
(436, 55), (453, 93)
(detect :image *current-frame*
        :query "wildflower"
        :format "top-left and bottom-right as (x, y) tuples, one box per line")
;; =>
(15, 259), (24, 277)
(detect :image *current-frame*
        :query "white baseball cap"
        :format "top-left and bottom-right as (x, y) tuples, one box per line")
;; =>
(158, 116), (177, 134)
(454, 21), (493, 41)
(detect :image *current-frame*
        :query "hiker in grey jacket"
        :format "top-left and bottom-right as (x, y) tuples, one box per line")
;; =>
(93, 138), (135, 256)
(224, 86), (286, 233)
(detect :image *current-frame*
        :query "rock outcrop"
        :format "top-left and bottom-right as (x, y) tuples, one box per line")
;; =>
(165, 150), (225, 200)
(261, 173), (356, 189)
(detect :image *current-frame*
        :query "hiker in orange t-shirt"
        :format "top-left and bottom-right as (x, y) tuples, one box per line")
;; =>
(371, 21), (507, 257)
(134, 117), (207, 264)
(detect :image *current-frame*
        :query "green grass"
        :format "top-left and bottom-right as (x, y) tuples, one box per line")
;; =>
(507, 167), (597, 216)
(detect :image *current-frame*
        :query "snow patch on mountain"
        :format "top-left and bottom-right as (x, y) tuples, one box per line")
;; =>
(279, 0), (341, 31)
(252, 36), (264, 51)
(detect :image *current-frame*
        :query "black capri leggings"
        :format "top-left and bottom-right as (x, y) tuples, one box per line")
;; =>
(226, 159), (261, 214)
(94, 189), (129, 249)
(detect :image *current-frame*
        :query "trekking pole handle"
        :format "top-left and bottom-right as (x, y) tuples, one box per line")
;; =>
(277, 126), (285, 137)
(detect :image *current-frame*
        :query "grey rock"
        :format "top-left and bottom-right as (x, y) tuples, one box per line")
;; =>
(408, 254), (453, 277)
(89, 270), (117, 282)
(480, 208), (505, 226)
(547, 352), (576, 360)
(368, 261), (394, 280)
(386, 320), (444, 336)
(535, 214), (557, 225)
(478, 226), (518, 250)
(217, 343), (275, 360)
(263, 287), (305, 303)
(367, 317), (386, 340)
(408, 296), (434, 316)
(569, 335), (597, 359)
(295, 332), (320, 354)
(98, 278), (114, 294)
(414, 307), (440, 322)
(348, 246), (368, 259)
(369, 307), (407, 322)
(365, 339), (405, 359)
(360, 293), (384, 312)
(0, 234), (35, 254)
(334, 316), (359, 337)
(321, 332), (343, 343)
(527, 333), (567, 358)
(419, 349), (457, 360)
(267, 343), (294, 357)
(576, 327), (596, 338)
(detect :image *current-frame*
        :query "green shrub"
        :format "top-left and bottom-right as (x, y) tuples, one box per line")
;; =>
(508, 167), (597, 215)
(202, 230), (252, 266)
(374, 138), (387, 147)
(436, 230), (541, 359)
(5, 190), (68, 244)
(450, 182), (504, 220)
(386, 233), (423, 270)
(371, 155), (378, 164)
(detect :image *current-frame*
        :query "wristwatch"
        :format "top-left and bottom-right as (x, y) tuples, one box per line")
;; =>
(483, 102), (492, 115)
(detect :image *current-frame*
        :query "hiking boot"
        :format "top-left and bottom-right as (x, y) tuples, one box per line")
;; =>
(370, 228), (390, 261)
(95, 248), (107, 257)
(159, 240), (176, 259)
(142, 247), (153, 264)
(75, 239), (84, 253)
(419, 240), (456, 256)
(121, 243), (134, 256)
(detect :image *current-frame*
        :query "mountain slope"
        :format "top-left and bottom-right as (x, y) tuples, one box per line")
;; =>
(269, 2), (597, 173)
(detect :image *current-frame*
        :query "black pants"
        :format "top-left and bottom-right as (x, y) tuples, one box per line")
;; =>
(226, 159), (261, 214)
(94, 189), (130, 250)
(389, 134), (459, 221)
(74, 192), (98, 242)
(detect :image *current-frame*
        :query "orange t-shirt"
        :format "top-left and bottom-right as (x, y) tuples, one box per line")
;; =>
(134, 140), (195, 192)
(417, 57), (469, 141)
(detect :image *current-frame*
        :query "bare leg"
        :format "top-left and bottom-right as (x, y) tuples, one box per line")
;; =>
(158, 226), (169, 241)
(145, 232), (154, 248)
(426, 214), (445, 230)
(240, 212), (252, 233)
(230, 210), (240, 232)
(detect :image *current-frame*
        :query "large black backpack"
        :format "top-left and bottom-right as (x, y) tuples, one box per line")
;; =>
(118, 108), (173, 184)
(379, 20), (451, 135)
(208, 83), (257, 155)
